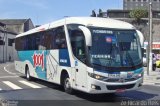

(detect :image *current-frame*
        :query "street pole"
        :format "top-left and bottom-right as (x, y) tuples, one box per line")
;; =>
(147, 1), (153, 75)
(3, 26), (5, 63)
(5, 26), (7, 62)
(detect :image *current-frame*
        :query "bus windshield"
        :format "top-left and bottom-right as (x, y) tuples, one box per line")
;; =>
(89, 28), (142, 68)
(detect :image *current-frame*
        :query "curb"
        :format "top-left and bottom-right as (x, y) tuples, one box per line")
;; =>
(155, 83), (160, 85)
(143, 82), (160, 86)
(157, 77), (160, 80)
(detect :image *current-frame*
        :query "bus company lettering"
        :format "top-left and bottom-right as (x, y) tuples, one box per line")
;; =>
(32, 52), (44, 70)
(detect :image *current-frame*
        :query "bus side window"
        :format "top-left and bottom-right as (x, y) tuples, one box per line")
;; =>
(54, 26), (67, 49)
(45, 31), (52, 49)
(50, 29), (57, 49)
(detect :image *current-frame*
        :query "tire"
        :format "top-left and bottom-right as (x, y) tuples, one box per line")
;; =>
(63, 75), (73, 94)
(25, 67), (32, 81)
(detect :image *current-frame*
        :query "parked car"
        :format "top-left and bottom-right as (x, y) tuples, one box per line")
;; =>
(156, 60), (160, 68)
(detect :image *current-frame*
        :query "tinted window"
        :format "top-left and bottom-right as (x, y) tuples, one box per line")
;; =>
(54, 26), (67, 49)
(15, 26), (67, 51)
(89, 28), (142, 67)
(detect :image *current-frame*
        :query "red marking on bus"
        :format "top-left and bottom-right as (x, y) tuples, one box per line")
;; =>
(32, 52), (44, 70)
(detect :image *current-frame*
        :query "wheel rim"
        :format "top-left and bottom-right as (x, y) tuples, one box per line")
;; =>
(26, 70), (30, 79)
(64, 78), (70, 90)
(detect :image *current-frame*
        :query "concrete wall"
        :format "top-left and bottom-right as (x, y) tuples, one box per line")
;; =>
(123, 0), (160, 11)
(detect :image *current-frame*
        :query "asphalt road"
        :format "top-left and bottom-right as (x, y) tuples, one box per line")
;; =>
(0, 62), (160, 106)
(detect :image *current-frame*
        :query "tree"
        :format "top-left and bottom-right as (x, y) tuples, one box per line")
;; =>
(91, 10), (96, 17)
(129, 8), (148, 23)
(97, 9), (103, 17)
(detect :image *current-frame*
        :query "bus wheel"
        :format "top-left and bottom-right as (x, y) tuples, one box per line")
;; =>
(63, 75), (73, 94)
(25, 67), (32, 81)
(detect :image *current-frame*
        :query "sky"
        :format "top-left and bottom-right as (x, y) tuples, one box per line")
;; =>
(0, 0), (123, 25)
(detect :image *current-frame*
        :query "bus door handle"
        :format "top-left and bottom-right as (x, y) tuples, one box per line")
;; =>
(76, 69), (78, 72)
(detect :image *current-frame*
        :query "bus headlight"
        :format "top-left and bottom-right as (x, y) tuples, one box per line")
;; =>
(88, 72), (105, 80)
(135, 72), (144, 79)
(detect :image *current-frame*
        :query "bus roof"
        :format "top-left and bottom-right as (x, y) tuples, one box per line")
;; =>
(16, 17), (135, 38)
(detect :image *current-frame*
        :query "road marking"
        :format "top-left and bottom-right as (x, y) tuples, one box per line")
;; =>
(0, 76), (19, 79)
(3, 65), (19, 76)
(19, 81), (41, 88)
(3, 81), (22, 90)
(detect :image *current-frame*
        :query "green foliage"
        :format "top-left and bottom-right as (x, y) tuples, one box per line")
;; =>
(129, 9), (148, 20)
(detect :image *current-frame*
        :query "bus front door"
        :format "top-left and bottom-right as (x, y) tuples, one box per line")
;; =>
(75, 61), (87, 91)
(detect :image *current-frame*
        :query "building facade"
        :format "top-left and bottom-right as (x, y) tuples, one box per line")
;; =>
(0, 19), (34, 34)
(123, 0), (160, 11)
(107, 9), (160, 18)
(0, 19), (34, 62)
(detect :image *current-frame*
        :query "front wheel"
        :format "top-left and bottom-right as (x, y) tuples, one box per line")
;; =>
(63, 75), (74, 94)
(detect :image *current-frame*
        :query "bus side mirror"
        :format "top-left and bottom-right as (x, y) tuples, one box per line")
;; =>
(78, 26), (92, 46)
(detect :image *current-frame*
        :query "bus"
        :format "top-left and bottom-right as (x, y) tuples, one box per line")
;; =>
(15, 17), (144, 94)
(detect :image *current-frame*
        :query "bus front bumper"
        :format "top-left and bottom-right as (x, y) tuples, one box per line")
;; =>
(87, 77), (143, 94)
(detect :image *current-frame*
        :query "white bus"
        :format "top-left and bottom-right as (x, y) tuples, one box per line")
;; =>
(15, 17), (144, 94)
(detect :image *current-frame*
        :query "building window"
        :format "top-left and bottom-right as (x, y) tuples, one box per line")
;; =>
(0, 40), (5, 45)
(0, 36), (4, 45)
(8, 38), (14, 46)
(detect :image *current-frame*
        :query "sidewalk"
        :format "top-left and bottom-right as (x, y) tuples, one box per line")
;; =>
(143, 67), (160, 86)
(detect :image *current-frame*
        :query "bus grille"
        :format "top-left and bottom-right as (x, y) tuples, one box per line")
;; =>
(103, 78), (137, 83)
(106, 84), (135, 90)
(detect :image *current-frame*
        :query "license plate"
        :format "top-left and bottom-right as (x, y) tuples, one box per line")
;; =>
(116, 89), (125, 93)
(108, 74), (120, 78)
